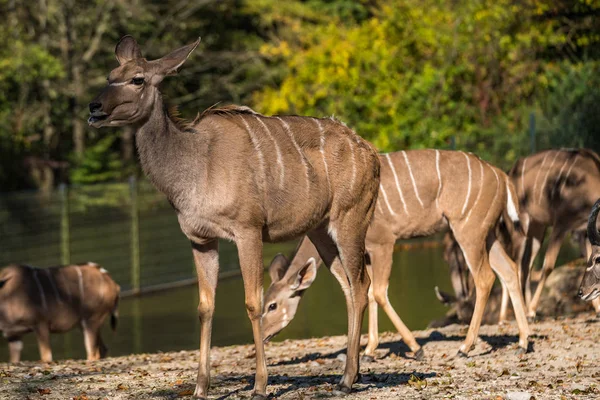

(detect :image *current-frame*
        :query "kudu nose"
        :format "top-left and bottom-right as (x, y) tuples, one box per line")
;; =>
(89, 102), (102, 113)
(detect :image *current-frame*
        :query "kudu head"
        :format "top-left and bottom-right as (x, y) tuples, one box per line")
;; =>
(88, 35), (200, 128)
(262, 254), (317, 342)
(579, 199), (600, 301)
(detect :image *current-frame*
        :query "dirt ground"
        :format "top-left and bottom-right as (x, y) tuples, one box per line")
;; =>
(1, 313), (599, 400)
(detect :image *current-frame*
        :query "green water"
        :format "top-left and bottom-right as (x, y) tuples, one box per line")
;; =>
(0, 238), (581, 362)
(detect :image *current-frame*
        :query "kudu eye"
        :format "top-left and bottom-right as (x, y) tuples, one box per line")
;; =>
(595, 257), (600, 265)
(268, 303), (277, 312)
(132, 77), (145, 85)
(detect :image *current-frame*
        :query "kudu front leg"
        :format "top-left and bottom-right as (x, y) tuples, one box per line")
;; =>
(8, 337), (23, 363)
(35, 323), (52, 362)
(191, 240), (219, 399)
(237, 233), (268, 400)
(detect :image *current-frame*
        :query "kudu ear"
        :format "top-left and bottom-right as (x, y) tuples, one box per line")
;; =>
(290, 258), (318, 291)
(269, 254), (289, 283)
(151, 38), (201, 80)
(115, 35), (143, 65)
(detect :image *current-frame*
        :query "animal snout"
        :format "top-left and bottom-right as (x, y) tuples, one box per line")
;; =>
(89, 102), (102, 113)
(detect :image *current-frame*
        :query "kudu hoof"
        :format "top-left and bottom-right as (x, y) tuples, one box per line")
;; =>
(526, 316), (537, 324)
(333, 384), (352, 395)
(413, 348), (425, 361)
(251, 393), (267, 400)
(361, 354), (376, 363)
(515, 346), (528, 356)
(457, 350), (469, 358)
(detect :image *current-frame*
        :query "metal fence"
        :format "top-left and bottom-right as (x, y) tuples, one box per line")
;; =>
(0, 178), (295, 296)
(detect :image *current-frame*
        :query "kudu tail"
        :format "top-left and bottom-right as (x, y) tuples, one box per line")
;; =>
(504, 178), (525, 236)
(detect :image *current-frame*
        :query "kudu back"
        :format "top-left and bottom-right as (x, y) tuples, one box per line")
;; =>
(0, 262), (120, 363)
(89, 36), (380, 398)
(263, 150), (530, 359)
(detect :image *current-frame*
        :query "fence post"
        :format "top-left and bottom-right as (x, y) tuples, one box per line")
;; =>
(130, 176), (141, 294)
(529, 112), (536, 154)
(59, 183), (70, 265)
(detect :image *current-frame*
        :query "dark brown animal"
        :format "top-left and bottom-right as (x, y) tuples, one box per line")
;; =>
(262, 150), (530, 360)
(0, 262), (120, 363)
(579, 199), (600, 302)
(88, 36), (380, 398)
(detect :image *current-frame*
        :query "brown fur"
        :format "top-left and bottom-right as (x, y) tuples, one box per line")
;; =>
(579, 199), (600, 303)
(89, 36), (380, 397)
(262, 150), (530, 359)
(0, 262), (120, 362)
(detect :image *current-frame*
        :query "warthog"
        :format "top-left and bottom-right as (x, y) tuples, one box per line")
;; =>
(0, 262), (120, 362)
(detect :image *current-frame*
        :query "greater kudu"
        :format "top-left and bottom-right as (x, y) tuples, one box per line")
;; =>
(88, 36), (380, 398)
(262, 150), (530, 359)
(579, 199), (600, 302)
(0, 262), (120, 362)
(442, 148), (600, 322)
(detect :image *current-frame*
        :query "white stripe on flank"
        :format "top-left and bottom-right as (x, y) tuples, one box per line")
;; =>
(560, 155), (578, 195)
(461, 153), (473, 216)
(435, 150), (442, 210)
(45, 269), (62, 305)
(76, 266), (85, 305)
(240, 116), (266, 192)
(313, 119), (331, 191)
(277, 117), (310, 193)
(463, 160), (485, 225)
(506, 178), (519, 222)
(538, 151), (560, 204)
(520, 158), (527, 196)
(379, 184), (396, 216)
(385, 154), (409, 215)
(532, 152), (549, 203)
(32, 269), (47, 312)
(552, 156), (570, 199)
(402, 151), (424, 208)
(255, 116), (285, 189)
(483, 167), (501, 225)
(346, 137), (357, 192)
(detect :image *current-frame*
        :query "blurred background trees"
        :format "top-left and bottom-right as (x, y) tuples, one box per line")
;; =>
(0, 0), (598, 192)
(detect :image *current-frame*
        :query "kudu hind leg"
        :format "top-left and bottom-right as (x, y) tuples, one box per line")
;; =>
(82, 320), (102, 361)
(236, 233), (269, 399)
(488, 240), (530, 352)
(191, 240), (219, 399)
(368, 243), (421, 358)
(35, 323), (53, 362)
(8, 337), (23, 363)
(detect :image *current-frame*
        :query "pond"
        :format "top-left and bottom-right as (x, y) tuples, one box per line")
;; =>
(0, 238), (580, 362)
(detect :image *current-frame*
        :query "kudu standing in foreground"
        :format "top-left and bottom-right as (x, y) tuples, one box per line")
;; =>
(88, 36), (380, 399)
(263, 150), (531, 359)
(442, 148), (600, 322)
(579, 199), (600, 302)
(0, 262), (120, 362)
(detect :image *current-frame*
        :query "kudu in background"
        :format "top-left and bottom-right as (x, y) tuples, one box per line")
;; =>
(0, 262), (120, 362)
(263, 150), (531, 359)
(442, 148), (600, 322)
(579, 199), (600, 302)
(89, 36), (380, 398)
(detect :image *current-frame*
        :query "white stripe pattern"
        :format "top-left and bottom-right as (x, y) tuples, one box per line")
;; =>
(402, 151), (424, 207)
(313, 119), (331, 191)
(346, 137), (357, 192)
(76, 266), (85, 306)
(240, 116), (266, 193)
(532, 152), (549, 203)
(277, 117), (310, 193)
(552, 156), (570, 199)
(32, 269), (48, 312)
(379, 184), (396, 216)
(435, 150), (442, 210)
(520, 158), (527, 196)
(254, 116), (285, 189)
(463, 160), (485, 225)
(483, 167), (501, 225)
(538, 151), (560, 204)
(461, 153), (473, 215)
(385, 154), (409, 215)
(560, 155), (578, 195)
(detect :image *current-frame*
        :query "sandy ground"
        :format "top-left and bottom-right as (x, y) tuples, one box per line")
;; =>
(1, 313), (599, 400)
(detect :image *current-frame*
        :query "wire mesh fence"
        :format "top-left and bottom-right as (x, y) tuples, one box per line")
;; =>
(0, 178), (296, 296)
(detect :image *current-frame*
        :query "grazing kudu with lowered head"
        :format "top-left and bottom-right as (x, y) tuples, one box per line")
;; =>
(263, 150), (531, 359)
(88, 36), (380, 398)
(0, 262), (120, 362)
(579, 199), (600, 302)
(508, 149), (600, 319)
